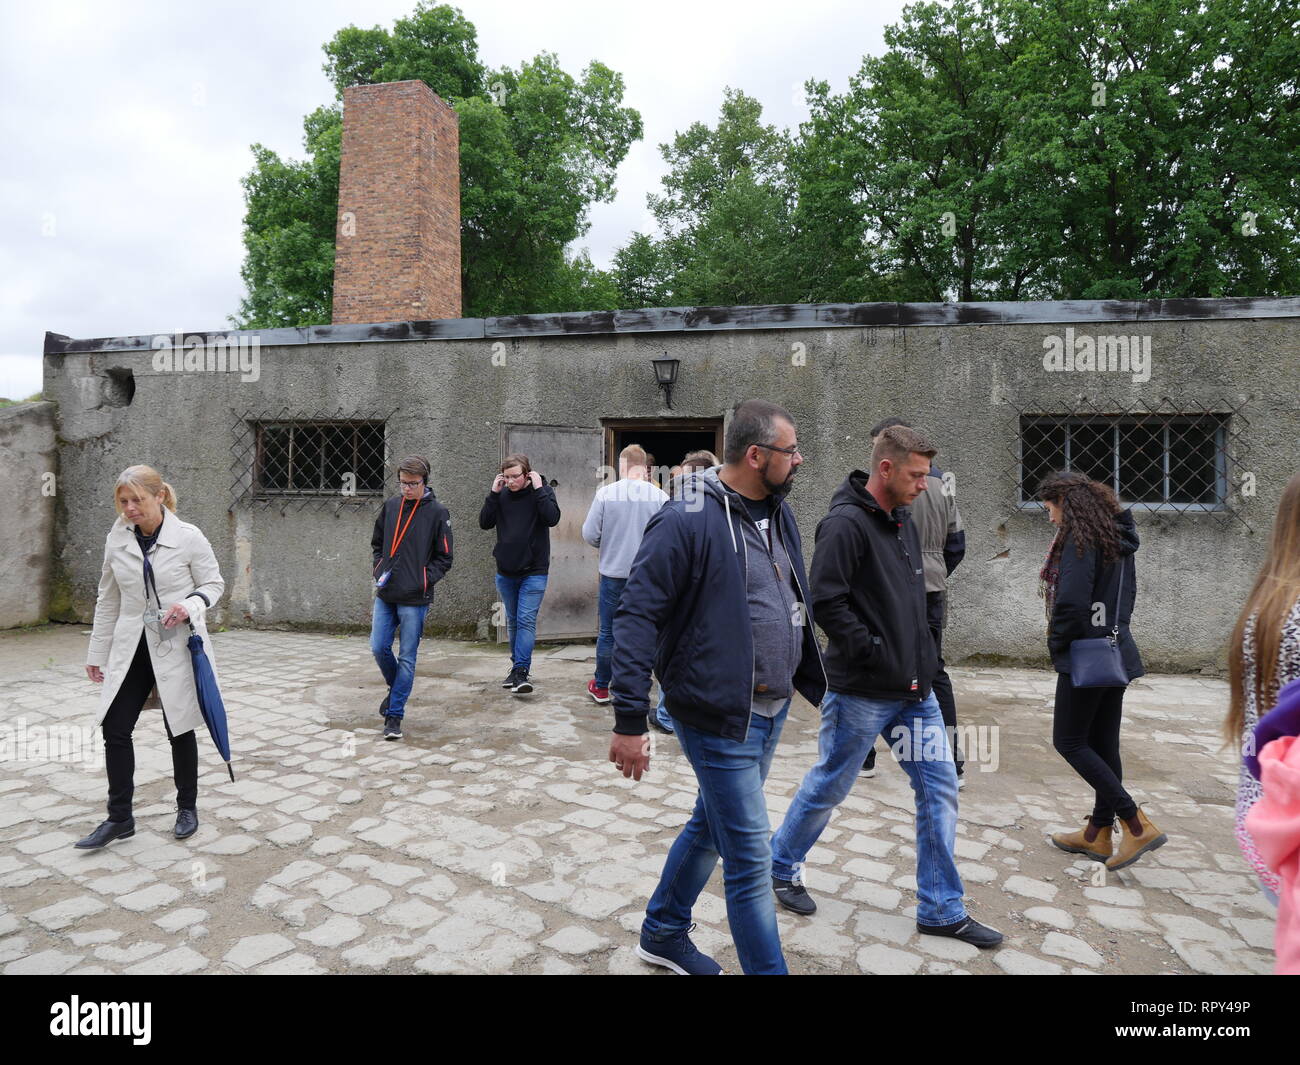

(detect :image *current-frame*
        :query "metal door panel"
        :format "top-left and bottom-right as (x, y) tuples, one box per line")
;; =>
(499, 425), (602, 640)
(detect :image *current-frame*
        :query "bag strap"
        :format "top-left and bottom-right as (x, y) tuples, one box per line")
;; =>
(1108, 555), (1123, 638)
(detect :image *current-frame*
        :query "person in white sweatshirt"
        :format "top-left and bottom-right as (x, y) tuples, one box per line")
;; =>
(582, 444), (668, 703)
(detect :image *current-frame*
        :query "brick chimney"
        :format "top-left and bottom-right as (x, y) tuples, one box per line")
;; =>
(332, 80), (461, 324)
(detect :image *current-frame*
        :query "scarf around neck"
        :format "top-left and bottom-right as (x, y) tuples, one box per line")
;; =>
(1038, 528), (1064, 628)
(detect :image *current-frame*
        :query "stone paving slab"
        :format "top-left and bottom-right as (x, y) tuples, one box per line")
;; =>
(0, 625), (1274, 975)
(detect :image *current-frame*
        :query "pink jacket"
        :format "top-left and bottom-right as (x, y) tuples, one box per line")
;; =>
(1246, 734), (1300, 975)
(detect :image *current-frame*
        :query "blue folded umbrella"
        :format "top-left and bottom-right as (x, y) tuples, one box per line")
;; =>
(1246, 676), (1300, 782)
(187, 628), (235, 782)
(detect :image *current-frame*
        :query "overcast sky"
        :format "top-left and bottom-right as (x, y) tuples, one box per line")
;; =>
(0, 0), (911, 399)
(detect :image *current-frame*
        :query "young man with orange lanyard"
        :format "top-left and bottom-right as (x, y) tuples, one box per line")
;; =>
(370, 456), (454, 739)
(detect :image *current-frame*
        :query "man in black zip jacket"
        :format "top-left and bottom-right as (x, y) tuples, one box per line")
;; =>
(370, 456), (453, 740)
(769, 425), (1003, 949)
(862, 418), (967, 781)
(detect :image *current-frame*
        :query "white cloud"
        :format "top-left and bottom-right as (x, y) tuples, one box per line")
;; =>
(2, 0), (908, 398)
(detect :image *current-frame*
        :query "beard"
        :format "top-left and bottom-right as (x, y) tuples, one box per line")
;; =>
(760, 455), (797, 498)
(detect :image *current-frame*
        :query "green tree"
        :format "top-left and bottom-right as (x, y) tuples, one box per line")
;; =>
(995, 0), (1300, 298)
(792, 0), (1300, 302)
(234, 3), (640, 326)
(616, 89), (796, 307)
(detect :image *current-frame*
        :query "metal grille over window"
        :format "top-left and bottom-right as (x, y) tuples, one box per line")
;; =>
(230, 409), (394, 510)
(1008, 397), (1251, 527)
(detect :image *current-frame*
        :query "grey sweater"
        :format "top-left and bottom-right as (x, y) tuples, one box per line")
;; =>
(581, 478), (668, 578)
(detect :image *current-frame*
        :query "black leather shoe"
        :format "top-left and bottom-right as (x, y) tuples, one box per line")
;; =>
(174, 808), (199, 839)
(773, 876), (818, 916)
(74, 818), (135, 849)
(917, 916), (1004, 949)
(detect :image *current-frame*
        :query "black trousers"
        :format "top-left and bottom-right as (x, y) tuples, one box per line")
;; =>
(926, 591), (962, 773)
(102, 634), (197, 822)
(1051, 672), (1137, 826)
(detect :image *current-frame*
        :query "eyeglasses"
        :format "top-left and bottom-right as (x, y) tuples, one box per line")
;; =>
(753, 442), (801, 457)
(397, 479), (423, 488)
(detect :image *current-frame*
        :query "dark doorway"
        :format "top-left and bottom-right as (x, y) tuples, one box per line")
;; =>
(604, 417), (724, 482)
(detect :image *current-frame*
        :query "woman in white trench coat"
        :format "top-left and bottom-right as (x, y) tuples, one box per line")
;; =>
(75, 465), (225, 849)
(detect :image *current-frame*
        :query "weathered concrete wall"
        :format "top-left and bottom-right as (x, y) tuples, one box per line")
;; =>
(42, 303), (1300, 670)
(0, 402), (57, 628)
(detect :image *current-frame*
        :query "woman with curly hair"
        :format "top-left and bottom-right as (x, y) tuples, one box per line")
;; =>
(1038, 471), (1167, 871)
(1226, 472), (1300, 904)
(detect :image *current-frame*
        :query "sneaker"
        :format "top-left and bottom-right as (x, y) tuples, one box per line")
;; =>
(379, 691), (391, 718)
(587, 678), (611, 704)
(512, 671), (534, 695)
(383, 715), (402, 740)
(861, 749), (876, 777)
(501, 670), (517, 689)
(635, 924), (723, 975)
(957, 773), (966, 791)
(916, 916), (1003, 949)
(773, 876), (817, 916)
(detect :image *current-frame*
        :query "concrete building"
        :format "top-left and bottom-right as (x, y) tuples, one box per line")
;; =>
(25, 81), (1300, 670)
(38, 296), (1300, 672)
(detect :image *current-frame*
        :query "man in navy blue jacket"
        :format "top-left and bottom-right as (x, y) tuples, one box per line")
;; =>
(609, 400), (826, 975)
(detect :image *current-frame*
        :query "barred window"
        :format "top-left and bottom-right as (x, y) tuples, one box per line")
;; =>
(1019, 413), (1231, 511)
(255, 421), (385, 495)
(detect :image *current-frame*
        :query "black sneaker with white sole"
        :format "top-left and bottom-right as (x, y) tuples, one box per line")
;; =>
(501, 670), (517, 689)
(383, 715), (402, 740)
(773, 876), (817, 915)
(379, 691), (391, 718)
(511, 670), (534, 695)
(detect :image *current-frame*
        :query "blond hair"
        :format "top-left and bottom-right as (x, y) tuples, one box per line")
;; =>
(620, 444), (648, 469)
(114, 465), (178, 515)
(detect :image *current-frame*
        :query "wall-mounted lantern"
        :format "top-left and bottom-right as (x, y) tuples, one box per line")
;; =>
(653, 355), (680, 409)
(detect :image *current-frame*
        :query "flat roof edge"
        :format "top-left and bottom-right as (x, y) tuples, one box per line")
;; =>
(44, 296), (1300, 354)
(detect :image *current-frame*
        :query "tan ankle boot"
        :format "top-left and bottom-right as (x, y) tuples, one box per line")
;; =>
(1051, 820), (1113, 862)
(1106, 809), (1167, 871)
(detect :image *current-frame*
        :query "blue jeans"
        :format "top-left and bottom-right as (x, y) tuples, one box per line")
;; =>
(654, 687), (674, 732)
(370, 599), (430, 719)
(644, 700), (790, 975)
(494, 573), (548, 673)
(771, 690), (965, 927)
(594, 575), (627, 688)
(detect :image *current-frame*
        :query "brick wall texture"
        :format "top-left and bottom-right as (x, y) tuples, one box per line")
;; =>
(332, 80), (462, 324)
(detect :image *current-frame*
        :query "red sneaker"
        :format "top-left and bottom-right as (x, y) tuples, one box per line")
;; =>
(587, 679), (611, 704)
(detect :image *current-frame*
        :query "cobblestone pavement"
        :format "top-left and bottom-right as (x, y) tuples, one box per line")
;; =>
(0, 625), (1274, 975)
